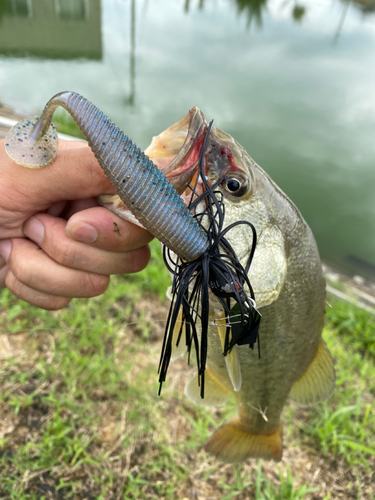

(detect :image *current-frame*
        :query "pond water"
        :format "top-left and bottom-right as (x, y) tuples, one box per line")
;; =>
(0, 0), (374, 279)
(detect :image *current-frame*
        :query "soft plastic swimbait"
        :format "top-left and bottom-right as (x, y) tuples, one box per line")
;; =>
(5, 91), (209, 262)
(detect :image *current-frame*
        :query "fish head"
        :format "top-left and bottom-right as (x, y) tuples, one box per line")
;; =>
(101, 107), (293, 307)
(148, 108), (294, 307)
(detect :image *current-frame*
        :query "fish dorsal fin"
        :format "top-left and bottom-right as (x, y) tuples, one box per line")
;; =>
(290, 339), (335, 406)
(216, 315), (242, 392)
(185, 369), (231, 407)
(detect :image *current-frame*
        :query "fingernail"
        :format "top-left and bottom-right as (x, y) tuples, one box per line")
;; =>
(65, 221), (98, 243)
(24, 217), (45, 245)
(0, 240), (11, 262)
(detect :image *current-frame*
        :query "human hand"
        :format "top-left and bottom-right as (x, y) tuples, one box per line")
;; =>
(0, 140), (153, 310)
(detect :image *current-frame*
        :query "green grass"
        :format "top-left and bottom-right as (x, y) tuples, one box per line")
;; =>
(285, 296), (375, 499)
(0, 251), (374, 498)
(51, 108), (85, 139)
(325, 297), (375, 358)
(301, 298), (375, 471)
(217, 463), (320, 500)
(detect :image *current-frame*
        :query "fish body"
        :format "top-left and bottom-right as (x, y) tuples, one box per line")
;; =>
(145, 112), (335, 462)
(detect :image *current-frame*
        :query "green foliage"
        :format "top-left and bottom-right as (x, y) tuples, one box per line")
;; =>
(216, 462), (319, 500)
(301, 321), (375, 469)
(0, 275), (373, 497)
(51, 108), (85, 139)
(254, 463), (319, 500)
(325, 297), (375, 358)
(0, 281), (159, 497)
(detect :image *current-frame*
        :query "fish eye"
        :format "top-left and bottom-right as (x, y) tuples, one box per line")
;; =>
(222, 173), (248, 198)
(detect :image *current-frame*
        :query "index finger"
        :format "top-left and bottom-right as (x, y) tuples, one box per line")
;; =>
(65, 206), (153, 251)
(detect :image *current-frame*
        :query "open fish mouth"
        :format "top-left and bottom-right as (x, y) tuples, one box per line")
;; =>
(147, 107), (241, 202)
(97, 107), (208, 216)
(146, 107), (208, 196)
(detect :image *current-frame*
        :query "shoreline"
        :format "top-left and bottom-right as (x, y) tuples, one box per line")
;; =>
(324, 263), (375, 314)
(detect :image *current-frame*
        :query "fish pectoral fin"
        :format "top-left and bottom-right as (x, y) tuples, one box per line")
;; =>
(216, 319), (242, 392)
(169, 302), (187, 362)
(204, 417), (282, 463)
(290, 338), (335, 406)
(184, 369), (231, 407)
(224, 345), (242, 392)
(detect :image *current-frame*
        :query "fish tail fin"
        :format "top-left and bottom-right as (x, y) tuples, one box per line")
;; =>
(204, 417), (282, 462)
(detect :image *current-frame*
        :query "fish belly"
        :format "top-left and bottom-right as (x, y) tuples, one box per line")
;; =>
(202, 255), (327, 462)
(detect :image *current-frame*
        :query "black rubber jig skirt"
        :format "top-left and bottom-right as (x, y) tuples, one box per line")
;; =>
(158, 122), (262, 398)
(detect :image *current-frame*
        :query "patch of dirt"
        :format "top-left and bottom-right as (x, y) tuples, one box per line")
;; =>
(128, 293), (170, 341)
(0, 295), (373, 499)
(0, 331), (54, 362)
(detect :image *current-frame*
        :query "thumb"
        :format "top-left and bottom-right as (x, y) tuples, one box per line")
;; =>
(1, 140), (116, 207)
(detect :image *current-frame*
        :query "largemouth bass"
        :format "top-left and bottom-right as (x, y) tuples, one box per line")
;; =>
(141, 108), (336, 462)
(5, 96), (335, 463)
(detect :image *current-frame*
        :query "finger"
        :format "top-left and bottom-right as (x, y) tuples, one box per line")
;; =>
(7, 238), (110, 298)
(46, 200), (68, 217)
(4, 269), (71, 310)
(24, 214), (151, 274)
(63, 198), (100, 219)
(1, 140), (115, 207)
(0, 240), (10, 287)
(65, 206), (153, 251)
(47, 198), (100, 219)
(0, 264), (7, 288)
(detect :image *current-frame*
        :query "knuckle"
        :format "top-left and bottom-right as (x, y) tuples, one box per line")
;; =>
(53, 240), (77, 268)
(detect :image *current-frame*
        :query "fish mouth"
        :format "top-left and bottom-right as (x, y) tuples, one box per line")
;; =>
(144, 107), (208, 196)
(146, 108), (242, 204)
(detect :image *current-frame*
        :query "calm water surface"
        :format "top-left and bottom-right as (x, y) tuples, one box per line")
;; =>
(0, 0), (374, 278)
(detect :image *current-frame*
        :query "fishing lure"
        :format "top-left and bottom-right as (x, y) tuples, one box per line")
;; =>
(159, 122), (261, 397)
(5, 91), (208, 262)
(5, 92), (261, 398)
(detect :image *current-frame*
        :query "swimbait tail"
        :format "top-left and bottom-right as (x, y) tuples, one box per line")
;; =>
(5, 91), (209, 262)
